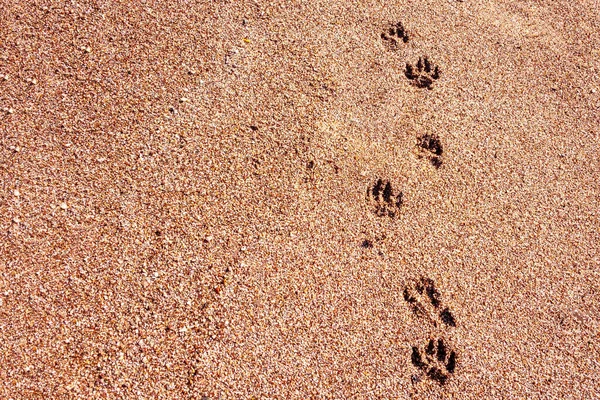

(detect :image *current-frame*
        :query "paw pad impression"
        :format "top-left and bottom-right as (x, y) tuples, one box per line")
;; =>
(381, 22), (409, 48)
(405, 56), (440, 89)
(367, 178), (403, 218)
(411, 338), (457, 385)
(417, 133), (444, 168)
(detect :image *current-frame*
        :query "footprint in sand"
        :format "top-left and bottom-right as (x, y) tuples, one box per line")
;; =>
(404, 56), (440, 89)
(366, 178), (404, 218)
(411, 338), (457, 385)
(404, 277), (459, 385)
(403, 277), (456, 328)
(381, 21), (409, 49)
(417, 133), (444, 169)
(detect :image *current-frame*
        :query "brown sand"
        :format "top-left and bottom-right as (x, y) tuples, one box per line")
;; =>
(1, 0), (599, 398)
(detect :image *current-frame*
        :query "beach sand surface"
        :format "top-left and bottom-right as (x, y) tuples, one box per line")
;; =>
(1, 0), (599, 398)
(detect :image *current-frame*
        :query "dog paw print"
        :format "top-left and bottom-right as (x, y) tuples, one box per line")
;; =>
(403, 277), (456, 327)
(405, 56), (440, 89)
(367, 178), (403, 218)
(417, 133), (443, 168)
(411, 338), (457, 385)
(381, 22), (409, 49)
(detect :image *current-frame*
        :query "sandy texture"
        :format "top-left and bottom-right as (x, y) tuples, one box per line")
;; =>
(1, 0), (599, 398)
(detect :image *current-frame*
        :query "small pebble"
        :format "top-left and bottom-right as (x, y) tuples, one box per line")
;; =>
(179, 97), (189, 103)
(13, 189), (20, 197)
(60, 202), (68, 210)
(12, 217), (21, 224)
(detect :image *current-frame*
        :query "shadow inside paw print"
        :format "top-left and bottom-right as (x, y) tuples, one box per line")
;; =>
(381, 22), (409, 49)
(417, 133), (443, 168)
(405, 56), (440, 89)
(411, 338), (456, 385)
(403, 277), (456, 327)
(367, 178), (403, 218)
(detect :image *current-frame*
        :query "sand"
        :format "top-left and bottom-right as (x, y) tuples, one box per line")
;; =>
(1, 0), (599, 398)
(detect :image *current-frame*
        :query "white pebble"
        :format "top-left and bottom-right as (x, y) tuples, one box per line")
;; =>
(60, 202), (68, 210)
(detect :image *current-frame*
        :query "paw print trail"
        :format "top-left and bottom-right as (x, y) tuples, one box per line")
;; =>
(404, 277), (459, 385)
